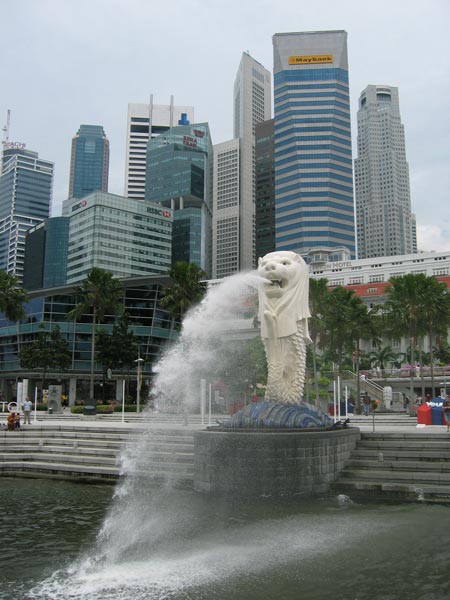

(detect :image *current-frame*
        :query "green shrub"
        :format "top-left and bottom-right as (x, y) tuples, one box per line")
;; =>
(70, 406), (84, 414)
(113, 404), (137, 413)
(96, 404), (114, 414)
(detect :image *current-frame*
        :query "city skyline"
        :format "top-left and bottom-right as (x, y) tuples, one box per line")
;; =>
(2, 0), (449, 254)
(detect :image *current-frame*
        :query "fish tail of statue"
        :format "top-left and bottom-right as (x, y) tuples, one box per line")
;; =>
(264, 322), (307, 405)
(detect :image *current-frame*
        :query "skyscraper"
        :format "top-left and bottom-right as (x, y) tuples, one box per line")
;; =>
(233, 52), (272, 270)
(212, 139), (240, 278)
(272, 31), (355, 259)
(124, 99), (195, 201)
(0, 147), (53, 281)
(145, 123), (213, 276)
(212, 53), (271, 277)
(255, 119), (275, 260)
(68, 125), (109, 199)
(355, 85), (417, 258)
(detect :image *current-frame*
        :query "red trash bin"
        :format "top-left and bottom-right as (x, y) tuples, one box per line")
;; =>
(417, 403), (432, 425)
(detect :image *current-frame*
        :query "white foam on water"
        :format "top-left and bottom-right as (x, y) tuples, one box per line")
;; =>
(29, 505), (390, 600)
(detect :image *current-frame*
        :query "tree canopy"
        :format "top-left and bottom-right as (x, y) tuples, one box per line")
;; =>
(0, 270), (27, 322)
(160, 262), (207, 325)
(20, 324), (71, 392)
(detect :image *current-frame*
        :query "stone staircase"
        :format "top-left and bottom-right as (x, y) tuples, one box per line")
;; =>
(332, 431), (450, 503)
(0, 425), (195, 486)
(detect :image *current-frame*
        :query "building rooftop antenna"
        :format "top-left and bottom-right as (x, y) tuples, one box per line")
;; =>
(2, 109), (11, 145)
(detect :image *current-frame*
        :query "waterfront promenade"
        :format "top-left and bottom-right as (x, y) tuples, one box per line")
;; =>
(1, 411), (449, 503)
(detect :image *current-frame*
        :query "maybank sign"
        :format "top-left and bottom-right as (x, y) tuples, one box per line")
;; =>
(288, 55), (333, 65)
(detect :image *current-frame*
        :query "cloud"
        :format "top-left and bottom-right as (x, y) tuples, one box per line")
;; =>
(417, 224), (450, 253)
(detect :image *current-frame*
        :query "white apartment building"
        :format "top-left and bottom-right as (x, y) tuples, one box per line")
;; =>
(355, 85), (416, 259)
(124, 98), (195, 201)
(212, 139), (240, 278)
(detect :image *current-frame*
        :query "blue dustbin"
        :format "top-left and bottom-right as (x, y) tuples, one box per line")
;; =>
(431, 405), (443, 425)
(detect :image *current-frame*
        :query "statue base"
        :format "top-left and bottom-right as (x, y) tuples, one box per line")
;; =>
(219, 401), (333, 430)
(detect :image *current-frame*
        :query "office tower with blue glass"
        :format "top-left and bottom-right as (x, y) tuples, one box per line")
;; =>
(68, 125), (109, 199)
(355, 85), (417, 258)
(255, 118), (275, 259)
(0, 147), (53, 281)
(146, 123), (213, 276)
(23, 216), (70, 290)
(272, 31), (355, 259)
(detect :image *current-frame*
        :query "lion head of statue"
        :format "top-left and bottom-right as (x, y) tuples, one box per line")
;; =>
(257, 251), (310, 339)
(258, 251), (307, 297)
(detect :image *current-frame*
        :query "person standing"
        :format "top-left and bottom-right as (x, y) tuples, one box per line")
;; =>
(22, 396), (32, 425)
(363, 394), (370, 416)
(443, 395), (450, 433)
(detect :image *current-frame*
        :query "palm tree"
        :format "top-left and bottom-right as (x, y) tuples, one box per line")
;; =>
(368, 345), (400, 374)
(309, 278), (329, 405)
(0, 271), (28, 321)
(160, 262), (207, 327)
(384, 274), (428, 401)
(420, 277), (450, 395)
(0, 270), (28, 361)
(67, 268), (124, 403)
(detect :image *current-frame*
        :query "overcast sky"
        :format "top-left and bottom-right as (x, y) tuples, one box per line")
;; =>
(2, 0), (449, 253)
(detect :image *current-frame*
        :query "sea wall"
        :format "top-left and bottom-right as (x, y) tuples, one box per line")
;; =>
(194, 428), (360, 497)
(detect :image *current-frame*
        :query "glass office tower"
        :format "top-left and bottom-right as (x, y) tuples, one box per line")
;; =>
(62, 192), (173, 283)
(146, 123), (213, 276)
(23, 216), (70, 291)
(68, 125), (109, 199)
(272, 31), (355, 258)
(255, 118), (276, 260)
(0, 147), (53, 280)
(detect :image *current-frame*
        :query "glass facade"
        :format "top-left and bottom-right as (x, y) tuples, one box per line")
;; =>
(255, 119), (276, 260)
(272, 31), (355, 258)
(63, 192), (172, 283)
(23, 217), (70, 291)
(69, 125), (109, 199)
(172, 208), (202, 265)
(146, 123), (213, 276)
(0, 277), (176, 377)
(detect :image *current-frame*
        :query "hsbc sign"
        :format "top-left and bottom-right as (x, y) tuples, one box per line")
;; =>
(71, 200), (87, 212)
(146, 206), (172, 218)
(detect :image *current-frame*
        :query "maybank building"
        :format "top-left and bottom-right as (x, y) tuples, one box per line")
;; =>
(272, 31), (355, 258)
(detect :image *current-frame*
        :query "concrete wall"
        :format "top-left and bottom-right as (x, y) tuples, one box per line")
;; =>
(194, 428), (360, 497)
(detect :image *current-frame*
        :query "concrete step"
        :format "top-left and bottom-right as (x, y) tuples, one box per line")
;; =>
(0, 452), (118, 466)
(338, 468), (450, 484)
(352, 448), (450, 461)
(346, 458), (450, 472)
(333, 479), (450, 503)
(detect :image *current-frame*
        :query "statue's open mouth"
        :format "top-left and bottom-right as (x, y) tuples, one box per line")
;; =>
(270, 279), (282, 287)
(264, 277), (284, 288)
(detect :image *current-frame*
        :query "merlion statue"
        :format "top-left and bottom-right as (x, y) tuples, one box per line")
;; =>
(257, 251), (311, 404)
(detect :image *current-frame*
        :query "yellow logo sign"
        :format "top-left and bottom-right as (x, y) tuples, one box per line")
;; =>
(288, 55), (333, 65)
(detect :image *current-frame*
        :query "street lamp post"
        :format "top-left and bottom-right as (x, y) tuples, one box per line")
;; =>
(135, 356), (144, 414)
